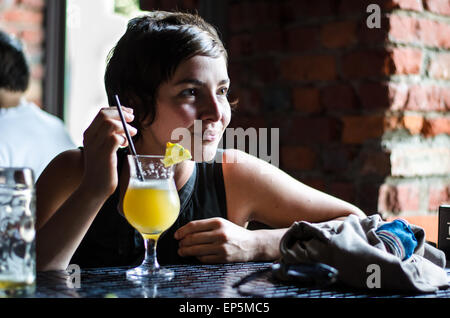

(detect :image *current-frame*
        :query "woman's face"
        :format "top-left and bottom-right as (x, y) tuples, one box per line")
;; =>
(139, 54), (231, 161)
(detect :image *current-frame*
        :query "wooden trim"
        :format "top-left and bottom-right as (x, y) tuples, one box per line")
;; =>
(43, 0), (67, 119)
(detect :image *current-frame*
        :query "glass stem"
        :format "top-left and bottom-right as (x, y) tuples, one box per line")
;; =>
(142, 236), (160, 270)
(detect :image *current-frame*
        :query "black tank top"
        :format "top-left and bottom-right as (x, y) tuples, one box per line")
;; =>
(70, 147), (227, 268)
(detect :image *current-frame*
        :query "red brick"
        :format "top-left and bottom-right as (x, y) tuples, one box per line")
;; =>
(320, 21), (357, 49)
(406, 85), (449, 111)
(329, 182), (356, 203)
(428, 53), (450, 80)
(360, 150), (391, 176)
(422, 117), (450, 137)
(321, 146), (356, 173)
(341, 50), (391, 79)
(384, 114), (403, 131)
(292, 87), (321, 113)
(321, 84), (357, 111)
(339, 0), (383, 14)
(387, 47), (422, 75)
(389, 15), (450, 48)
(342, 115), (385, 144)
(283, 0), (333, 21)
(230, 87), (262, 116)
(228, 33), (253, 57)
(442, 87), (450, 110)
(19, 29), (43, 45)
(228, 2), (250, 32)
(281, 55), (336, 81)
(386, 0), (423, 11)
(289, 116), (341, 144)
(402, 115), (424, 134)
(300, 177), (326, 192)
(270, 114), (294, 141)
(360, 181), (384, 214)
(1, 8), (43, 24)
(360, 82), (409, 111)
(389, 15), (418, 43)
(424, 0), (450, 16)
(19, 0), (45, 10)
(280, 146), (316, 170)
(428, 185), (450, 211)
(249, 57), (278, 84)
(228, 115), (266, 131)
(358, 82), (390, 110)
(378, 183), (421, 213)
(253, 30), (283, 52)
(340, 0), (422, 14)
(228, 1), (280, 32)
(418, 19), (450, 48)
(285, 26), (320, 52)
(383, 114), (425, 135)
(388, 83), (410, 110)
(228, 62), (248, 86)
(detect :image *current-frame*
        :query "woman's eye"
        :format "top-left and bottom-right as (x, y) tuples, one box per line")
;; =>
(217, 87), (229, 96)
(180, 88), (196, 97)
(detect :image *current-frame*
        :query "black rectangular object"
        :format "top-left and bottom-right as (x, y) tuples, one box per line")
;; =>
(438, 205), (450, 260)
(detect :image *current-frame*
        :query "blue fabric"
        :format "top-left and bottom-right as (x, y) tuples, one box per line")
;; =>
(375, 219), (418, 260)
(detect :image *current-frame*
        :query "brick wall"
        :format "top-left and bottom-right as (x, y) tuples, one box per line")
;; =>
(226, 0), (389, 214)
(377, 0), (450, 217)
(0, 0), (45, 107)
(138, 0), (450, 218)
(225, 0), (450, 218)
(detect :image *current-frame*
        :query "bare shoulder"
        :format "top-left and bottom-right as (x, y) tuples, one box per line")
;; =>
(35, 148), (84, 229)
(222, 148), (281, 182)
(221, 149), (282, 225)
(37, 148), (84, 187)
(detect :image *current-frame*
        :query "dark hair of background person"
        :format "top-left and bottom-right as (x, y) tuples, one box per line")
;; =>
(104, 11), (232, 142)
(0, 30), (30, 92)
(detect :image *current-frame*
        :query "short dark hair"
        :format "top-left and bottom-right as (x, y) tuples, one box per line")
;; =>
(104, 11), (227, 141)
(0, 30), (30, 92)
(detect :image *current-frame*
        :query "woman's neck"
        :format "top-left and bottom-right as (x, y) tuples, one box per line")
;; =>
(173, 160), (195, 191)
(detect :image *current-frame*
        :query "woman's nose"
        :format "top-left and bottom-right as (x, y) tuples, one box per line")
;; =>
(199, 93), (222, 123)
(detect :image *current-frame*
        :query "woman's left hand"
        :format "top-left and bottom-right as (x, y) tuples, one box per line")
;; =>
(174, 217), (258, 263)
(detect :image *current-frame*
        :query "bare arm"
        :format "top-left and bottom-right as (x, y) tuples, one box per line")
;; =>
(36, 155), (111, 270)
(223, 149), (365, 228)
(36, 107), (136, 271)
(175, 149), (365, 263)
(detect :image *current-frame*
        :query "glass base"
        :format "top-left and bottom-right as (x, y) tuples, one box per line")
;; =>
(126, 265), (174, 281)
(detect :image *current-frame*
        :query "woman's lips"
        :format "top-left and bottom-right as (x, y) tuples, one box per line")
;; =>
(202, 131), (218, 141)
(193, 130), (219, 142)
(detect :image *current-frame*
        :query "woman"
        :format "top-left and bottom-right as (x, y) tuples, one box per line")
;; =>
(36, 11), (365, 271)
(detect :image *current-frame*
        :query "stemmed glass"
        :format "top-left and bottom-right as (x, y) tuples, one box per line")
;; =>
(123, 155), (180, 279)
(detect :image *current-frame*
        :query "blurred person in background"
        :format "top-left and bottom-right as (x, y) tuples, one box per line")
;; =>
(0, 30), (75, 180)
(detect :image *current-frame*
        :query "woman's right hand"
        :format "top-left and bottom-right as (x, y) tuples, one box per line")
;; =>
(80, 106), (137, 197)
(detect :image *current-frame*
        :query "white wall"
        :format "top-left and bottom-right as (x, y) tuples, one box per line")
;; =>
(65, 0), (129, 146)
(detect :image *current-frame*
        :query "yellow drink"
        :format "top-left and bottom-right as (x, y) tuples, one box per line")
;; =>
(123, 181), (180, 239)
(0, 281), (31, 289)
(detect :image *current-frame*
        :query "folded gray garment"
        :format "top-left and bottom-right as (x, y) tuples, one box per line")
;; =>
(279, 214), (449, 293)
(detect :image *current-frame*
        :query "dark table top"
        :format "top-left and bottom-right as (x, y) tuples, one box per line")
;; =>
(31, 262), (450, 299)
